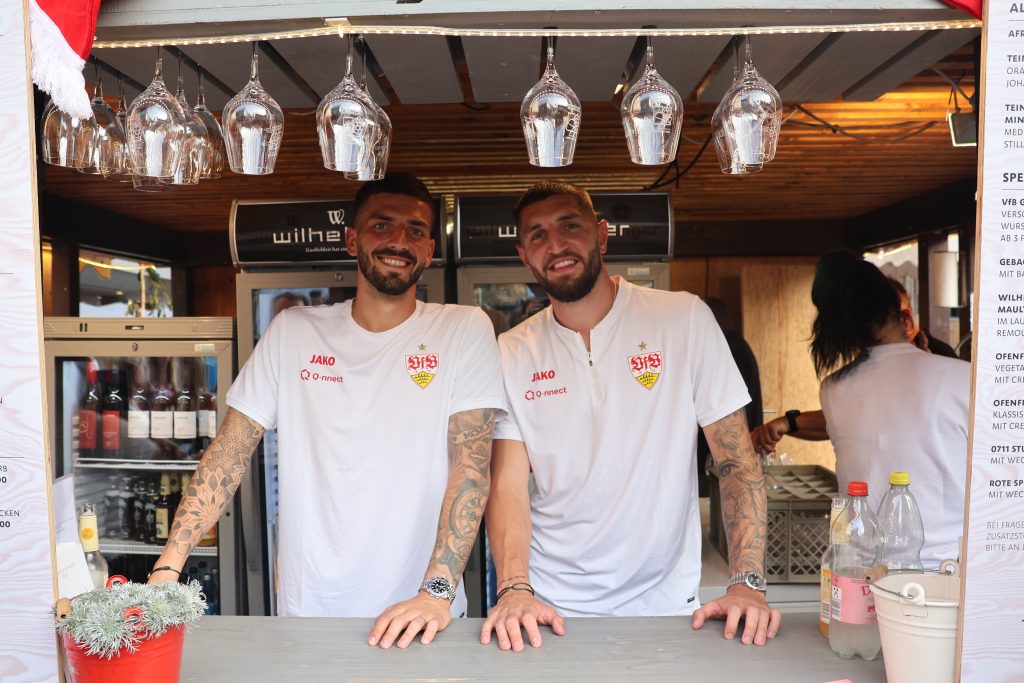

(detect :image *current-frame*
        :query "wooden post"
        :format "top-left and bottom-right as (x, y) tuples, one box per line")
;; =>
(0, 0), (60, 680)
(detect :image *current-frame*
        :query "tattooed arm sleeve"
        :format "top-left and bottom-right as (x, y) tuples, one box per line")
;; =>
(150, 407), (265, 576)
(704, 407), (768, 575)
(425, 407), (495, 586)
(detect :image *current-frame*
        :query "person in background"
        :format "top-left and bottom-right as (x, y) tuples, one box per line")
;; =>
(887, 277), (958, 358)
(483, 181), (780, 652)
(757, 250), (968, 568)
(751, 274), (957, 451)
(149, 173), (506, 649)
(697, 297), (763, 497)
(270, 291), (310, 319)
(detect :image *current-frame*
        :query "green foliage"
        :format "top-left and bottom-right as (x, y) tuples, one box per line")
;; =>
(56, 581), (205, 659)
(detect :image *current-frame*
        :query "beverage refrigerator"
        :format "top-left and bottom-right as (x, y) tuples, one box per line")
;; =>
(454, 193), (674, 609)
(229, 197), (449, 616)
(43, 317), (237, 614)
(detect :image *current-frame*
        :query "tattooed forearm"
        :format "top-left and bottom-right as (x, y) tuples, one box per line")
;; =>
(705, 408), (767, 575)
(166, 407), (265, 560)
(429, 408), (495, 584)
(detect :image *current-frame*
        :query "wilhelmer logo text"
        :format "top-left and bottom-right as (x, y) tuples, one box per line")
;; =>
(272, 228), (344, 245)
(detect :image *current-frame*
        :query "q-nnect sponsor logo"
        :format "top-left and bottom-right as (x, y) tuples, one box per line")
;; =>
(300, 366), (344, 384)
(524, 386), (568, 401)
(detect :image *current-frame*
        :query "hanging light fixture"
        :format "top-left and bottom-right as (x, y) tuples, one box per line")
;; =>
(127, 48), (186, 181)
(621, 37), (683, 165)
(316, 35), (383, 175)
(711, 36), (782, 175)
(521, 36), (581, 168)
(222, 43), (284, 175)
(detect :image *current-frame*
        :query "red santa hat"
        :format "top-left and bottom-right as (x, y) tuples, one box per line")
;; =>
(29, 0), (101, 118)
(942, 0), (982, 20)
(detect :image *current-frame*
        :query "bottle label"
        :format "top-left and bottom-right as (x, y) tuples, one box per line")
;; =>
(79, 515), (100, 552)
(101, 411), (120, 450)
(127, 410), (150, 438)
(155, 508), (169, 540)
(151, 412), (173, 438)
(79, 411), (97, 450)
(207, 409), (217, 438)
(831, 574), (876, 625)
(198, 409), (209, 437)
(174, 411), (197, 439)
(819, 566), (832, 625)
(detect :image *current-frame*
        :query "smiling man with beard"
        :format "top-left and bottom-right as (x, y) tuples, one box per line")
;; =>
(481, 181), (781, 652)
(148, 173), (506, 650)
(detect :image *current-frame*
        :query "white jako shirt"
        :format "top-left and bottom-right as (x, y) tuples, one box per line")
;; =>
(819, 343), (970, 568)
(227, 301), (507, 617)
(495, 280), (750, 616)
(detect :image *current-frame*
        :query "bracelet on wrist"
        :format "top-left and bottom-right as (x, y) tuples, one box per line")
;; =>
(147, 565), (183, 579)
(495, 582), (535, 602)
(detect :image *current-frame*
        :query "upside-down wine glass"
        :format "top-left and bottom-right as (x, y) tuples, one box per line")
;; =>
(101, 77), (134, 182)
(193, 69), (227, 179)
(343, 38), (391, 181)
(317, 35), (380, 175)
(223, 43), (284, 175)
(711, 36), (783, 175)
(620, 37), (683, 165)
(171, 57), (209, 186)
(521, 37), (581, 167)
(127, 49), (185, 186)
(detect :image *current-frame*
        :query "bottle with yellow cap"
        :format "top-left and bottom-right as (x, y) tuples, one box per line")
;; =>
(877, 471), (924, 573)
(78, 503), (109, 589)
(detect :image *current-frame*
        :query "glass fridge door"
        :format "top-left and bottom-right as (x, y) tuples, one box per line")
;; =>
(234, 268), (444, 616)
(45, 338), (236, 614)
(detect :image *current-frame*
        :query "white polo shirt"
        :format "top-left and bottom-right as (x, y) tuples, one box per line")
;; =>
(495, 279), (750, 616)
(820, 343), (970, 568)
(227, 300), (506, 617)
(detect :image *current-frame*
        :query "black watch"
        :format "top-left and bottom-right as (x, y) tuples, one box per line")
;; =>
(784, 409), (801, 434)
(420, 576), (456, 603)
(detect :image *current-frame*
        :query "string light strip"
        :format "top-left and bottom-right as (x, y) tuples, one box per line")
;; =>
(92, 18), (981, 49)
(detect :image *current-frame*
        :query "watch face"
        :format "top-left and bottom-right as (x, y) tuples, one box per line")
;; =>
(745, 572), (767, 590)
(425, 577), (453, 597)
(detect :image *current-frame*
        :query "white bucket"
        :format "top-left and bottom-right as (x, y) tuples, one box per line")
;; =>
(870, 568), (960, 683)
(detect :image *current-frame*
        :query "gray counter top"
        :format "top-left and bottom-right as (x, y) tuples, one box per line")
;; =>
(180, 613), (885, 682)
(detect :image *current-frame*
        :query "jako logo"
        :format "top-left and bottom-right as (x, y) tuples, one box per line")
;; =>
(530, 370), (555, 382)
(309, 354), (336, 366)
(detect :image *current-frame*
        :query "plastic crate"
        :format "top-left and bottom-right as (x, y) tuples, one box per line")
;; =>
(708, 464), (837, 583)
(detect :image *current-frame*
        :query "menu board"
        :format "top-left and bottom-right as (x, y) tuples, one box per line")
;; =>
(960, 3), (1024, 681)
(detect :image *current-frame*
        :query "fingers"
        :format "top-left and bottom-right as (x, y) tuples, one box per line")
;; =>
(505, 616), (526, 652)
(395, 616), (427, 649)
(379, 613), (411, 649)
(541, 608), (566, 637)
(421, 618), (440, 645)
(690, 601), (724, 630)
(521, 613), (543, 649)
(492, 617), (513, 651)
(723, 604), (743, 641)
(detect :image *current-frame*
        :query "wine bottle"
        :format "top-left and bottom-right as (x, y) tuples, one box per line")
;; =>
(173, 358), (197, 450)
(150, 359), (174, 441)
(101, 367), (124, 458)
(127, 361), (151, 443)
(78, 361), (101, 458)
(155, 472), (171, 542)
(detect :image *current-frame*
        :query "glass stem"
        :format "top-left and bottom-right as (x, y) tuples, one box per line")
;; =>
(345, 35), (355, 77)
(250, 43), (259, 81)
(358, 37), (368, 87)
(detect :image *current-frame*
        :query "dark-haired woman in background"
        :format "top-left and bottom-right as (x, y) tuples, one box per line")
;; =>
(760, 251), (970, 568)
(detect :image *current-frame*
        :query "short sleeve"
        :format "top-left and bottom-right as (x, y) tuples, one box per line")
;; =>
(447, 309), (508, 419)
(689, 298), (751, 427)
(226, 309), (286, 430)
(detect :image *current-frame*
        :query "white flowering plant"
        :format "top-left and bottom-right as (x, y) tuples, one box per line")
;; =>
(56, 580), (206, 659)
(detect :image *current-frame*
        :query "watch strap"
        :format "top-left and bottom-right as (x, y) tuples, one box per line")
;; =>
(726, 571), (767, 592)
(784, 409), (801, 434)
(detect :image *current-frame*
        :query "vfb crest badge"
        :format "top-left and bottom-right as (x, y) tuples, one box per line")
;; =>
(406, 353), (439, 389)
(628, 351), (663, 390)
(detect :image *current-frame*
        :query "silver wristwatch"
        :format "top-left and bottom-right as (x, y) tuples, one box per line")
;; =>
(726, 571), (768, 593)
(420, 576), (456, 603)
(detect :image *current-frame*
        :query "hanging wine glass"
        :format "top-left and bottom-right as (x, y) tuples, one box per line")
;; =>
(344, 38), (391, 181)
(127, 49), (186, 180)
(521, 38), (581, 168)
(712, 36), (782, 175)
(41, 99), (82, 168)
(317, 35), (381, 175)
(193, 69), (226, 179)
(223, 43), (284, 175)
(621, 37), (683, 165)
(74, 61), (112, 175)
(101, 77), (134, 182)
(171, 57), (209, 186)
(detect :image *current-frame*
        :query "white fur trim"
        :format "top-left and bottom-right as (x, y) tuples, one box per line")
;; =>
(29, 0), (91, 118)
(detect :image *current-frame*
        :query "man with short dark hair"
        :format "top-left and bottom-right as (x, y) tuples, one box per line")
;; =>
(150, 172), (506, 650)
(482, 181), (780, 652)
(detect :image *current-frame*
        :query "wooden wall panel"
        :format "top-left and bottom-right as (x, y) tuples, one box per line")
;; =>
(742, 262), (836, 470)
(189, 265), (238, 317)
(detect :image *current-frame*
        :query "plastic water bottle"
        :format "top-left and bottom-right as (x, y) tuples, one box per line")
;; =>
(819, 496), (846, 637)
(877, 471), (925, 572)
(829, 481), (881, 660)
